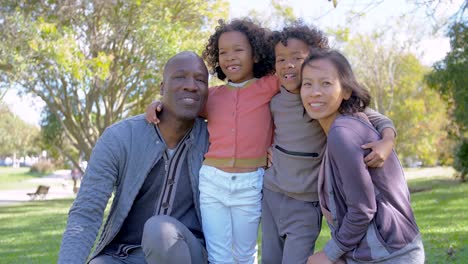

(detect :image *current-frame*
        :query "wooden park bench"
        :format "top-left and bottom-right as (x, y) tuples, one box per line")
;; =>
(27, 185), (50, 200)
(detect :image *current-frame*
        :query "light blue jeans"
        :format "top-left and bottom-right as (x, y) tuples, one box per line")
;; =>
(199, 165), (263, 264)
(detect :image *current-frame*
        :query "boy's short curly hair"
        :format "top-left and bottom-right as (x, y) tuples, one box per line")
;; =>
(202, 19), (275, 81)
(270, 21), (329, 51)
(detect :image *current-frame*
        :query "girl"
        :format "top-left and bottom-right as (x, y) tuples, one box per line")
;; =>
(148, 19), (277, 264)
(198, 19), (278, 264)
(301, 50), (424, 264)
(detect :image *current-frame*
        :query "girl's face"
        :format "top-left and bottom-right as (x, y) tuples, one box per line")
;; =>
(218, 31), (255, 83)
(300, 59), (350, 132)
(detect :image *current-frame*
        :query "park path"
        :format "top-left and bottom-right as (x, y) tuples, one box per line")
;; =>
(0, 169), (76, 206)
(0, 167), (455, 207)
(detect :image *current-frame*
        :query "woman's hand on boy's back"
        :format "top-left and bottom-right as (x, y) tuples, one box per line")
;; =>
(361, 127), (395, 168)
(145, 100), (163, 124)
(307, 251), (341, 264)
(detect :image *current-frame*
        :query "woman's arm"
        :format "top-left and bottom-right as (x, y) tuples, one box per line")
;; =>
(322, 125), (377, 262)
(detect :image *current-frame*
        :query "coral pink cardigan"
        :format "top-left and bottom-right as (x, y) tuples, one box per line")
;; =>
(203, 75), (279, 168)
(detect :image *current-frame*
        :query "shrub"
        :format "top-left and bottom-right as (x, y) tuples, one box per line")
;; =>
(454, 139), (468, 182)
(30, 160), (55, 174)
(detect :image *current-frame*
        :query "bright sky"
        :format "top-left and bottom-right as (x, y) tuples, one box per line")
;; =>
(229, 0), (457, 64)
(3, 90), (45, 126)
(4, 0), (462, 126)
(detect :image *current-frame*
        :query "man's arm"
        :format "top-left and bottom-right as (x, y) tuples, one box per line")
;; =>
(362, 108), (396, 167)
(58, 129), (121, 264)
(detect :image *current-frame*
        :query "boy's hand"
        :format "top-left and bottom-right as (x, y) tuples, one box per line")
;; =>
(266, 146), (273, 168)
(362, 128), (395, 167)
(145, 100), (163, 124)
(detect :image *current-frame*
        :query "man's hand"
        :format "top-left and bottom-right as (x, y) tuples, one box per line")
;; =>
(145, 100), (163, 124)
(362, 127), (395, 167)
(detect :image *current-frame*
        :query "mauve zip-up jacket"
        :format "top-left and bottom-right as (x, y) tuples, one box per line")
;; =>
(58, 115), (209, 264)
(319, 114), (421, 262)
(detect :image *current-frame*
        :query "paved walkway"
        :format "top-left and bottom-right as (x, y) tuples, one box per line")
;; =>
(0, 170), (77, 206)
(0, 167), (456, 207)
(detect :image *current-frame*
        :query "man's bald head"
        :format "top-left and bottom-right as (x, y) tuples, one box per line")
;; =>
(159, 51), (209, 123)
(163, 51), (207, 81)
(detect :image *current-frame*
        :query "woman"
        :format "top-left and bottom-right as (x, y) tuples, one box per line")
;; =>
(300, 50), (424, 264)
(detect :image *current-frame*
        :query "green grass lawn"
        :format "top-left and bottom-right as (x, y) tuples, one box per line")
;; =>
(0, 172), (466, 263)
(0, 199), (74, 263)
(407, 177), (467, 263)
(0, 167), (46, 191)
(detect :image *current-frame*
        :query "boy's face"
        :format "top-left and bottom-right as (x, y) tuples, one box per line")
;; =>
(274, 38), (309, 94)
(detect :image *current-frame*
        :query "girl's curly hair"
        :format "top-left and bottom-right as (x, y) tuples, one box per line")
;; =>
(270, 20), (329, 51)
(202, 19), (275, 81)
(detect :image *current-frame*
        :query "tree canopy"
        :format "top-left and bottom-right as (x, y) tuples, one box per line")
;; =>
(426, 21), (467, 179)
(0, 0), (228, 162)
(340, 30), (450, 166)
(0, 103), (40, 157)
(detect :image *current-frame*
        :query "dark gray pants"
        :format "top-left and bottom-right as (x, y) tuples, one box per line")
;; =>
(89, 215), (207, 264)
(261, 188), (322, 264)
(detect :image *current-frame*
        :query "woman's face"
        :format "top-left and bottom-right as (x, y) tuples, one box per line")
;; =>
(300, 59), (350, 130)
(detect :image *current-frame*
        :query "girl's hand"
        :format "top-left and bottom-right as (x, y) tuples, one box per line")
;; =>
(362, 127), (395, 167)
(307, 251), (334, 264)
(145, 100), (163, 124)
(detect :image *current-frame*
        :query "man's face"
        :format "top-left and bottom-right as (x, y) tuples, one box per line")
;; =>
(160, 54), (209, 121)
(275, 38), (310, 93)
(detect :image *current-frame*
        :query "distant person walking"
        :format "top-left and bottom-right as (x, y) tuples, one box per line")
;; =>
(70, 167), (82, 194)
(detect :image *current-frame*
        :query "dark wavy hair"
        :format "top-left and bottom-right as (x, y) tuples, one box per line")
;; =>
(301, 50), (371, 114)
(202, 19), (275, 81)
(270, 21), (329, 51)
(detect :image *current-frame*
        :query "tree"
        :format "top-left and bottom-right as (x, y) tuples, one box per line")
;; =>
(0, 0), (228, 164)
(341, 32), (450, 166)
(388, 54), (451, 166)
(40, 109), (80, 169)
(343, 31), (410, 116)
(426, 21), (467, 180)
(0, 103), (40, 158)
(411, 0), (467, 29)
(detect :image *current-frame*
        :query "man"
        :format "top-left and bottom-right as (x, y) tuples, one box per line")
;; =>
(58, 51), (210, 264)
